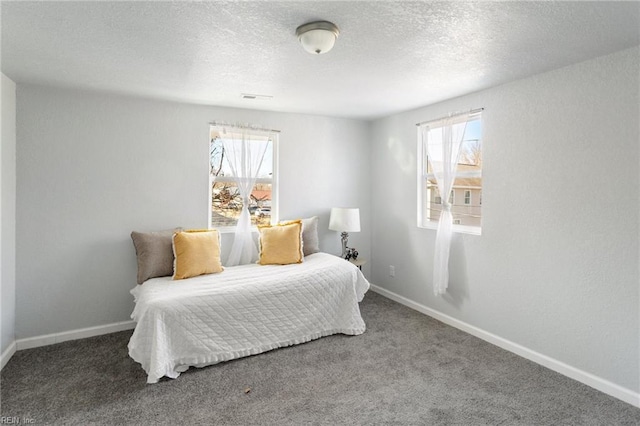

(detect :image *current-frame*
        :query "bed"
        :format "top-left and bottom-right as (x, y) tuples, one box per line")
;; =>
(128, 252), (369, 383)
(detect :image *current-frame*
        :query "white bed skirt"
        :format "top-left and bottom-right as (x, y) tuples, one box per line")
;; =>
(128, 253), (370, 383)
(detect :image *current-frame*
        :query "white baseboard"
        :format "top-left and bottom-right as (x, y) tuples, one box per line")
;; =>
(16, 320), (136, 351)
(1, 340), (17, 371)
(369, 284), (640, 408)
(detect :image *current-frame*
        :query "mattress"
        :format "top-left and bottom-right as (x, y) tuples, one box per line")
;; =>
(128, 252), (369, 383)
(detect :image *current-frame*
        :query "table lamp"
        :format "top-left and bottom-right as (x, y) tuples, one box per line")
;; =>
(329, 207), (360, 258)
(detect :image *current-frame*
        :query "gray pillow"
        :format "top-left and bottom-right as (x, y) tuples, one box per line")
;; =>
(131, 229), (180, 284)
(280, 216), (320, 256)
(300, 216), (320, 256)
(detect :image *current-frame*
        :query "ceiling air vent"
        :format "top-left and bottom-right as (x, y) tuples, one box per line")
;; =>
(241, 93), (273, 100)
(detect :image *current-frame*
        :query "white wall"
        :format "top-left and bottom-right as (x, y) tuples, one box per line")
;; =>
(15, 86), (370, 339)
(1, 73), (17, 355)
(370, 46), (639, 394)
(11, 43), (638, 403)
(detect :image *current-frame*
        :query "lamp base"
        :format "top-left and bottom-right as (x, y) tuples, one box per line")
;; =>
(340, 232), (349, 258)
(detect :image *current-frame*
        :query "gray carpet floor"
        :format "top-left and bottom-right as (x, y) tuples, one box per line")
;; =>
(1, 291), (639, 425)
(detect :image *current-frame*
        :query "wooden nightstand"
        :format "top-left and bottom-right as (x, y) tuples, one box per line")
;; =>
(349, 258), (366, 270)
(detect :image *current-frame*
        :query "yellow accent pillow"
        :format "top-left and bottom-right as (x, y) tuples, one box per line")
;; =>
(172, 229), (223, 280)
(258, 220), (304, 265)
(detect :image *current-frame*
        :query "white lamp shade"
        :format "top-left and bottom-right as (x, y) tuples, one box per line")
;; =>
(299, 29), (337, 54)
(329, 208), (361, 232)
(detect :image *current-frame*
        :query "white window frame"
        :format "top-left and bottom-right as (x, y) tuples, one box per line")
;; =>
(464, 190), (471, 205)
(417, 113), (482, 236)
(208, 129), (279, 233)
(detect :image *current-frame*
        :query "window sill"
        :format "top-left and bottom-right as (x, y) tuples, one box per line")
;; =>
(418, 222), (482, 236)
(211, 226), (255, 233)
(211, 225), (277, 234)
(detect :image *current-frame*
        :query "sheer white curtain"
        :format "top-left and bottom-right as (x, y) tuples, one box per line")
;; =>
(220, 127), (271, 266)
(421, 114), (470, 295)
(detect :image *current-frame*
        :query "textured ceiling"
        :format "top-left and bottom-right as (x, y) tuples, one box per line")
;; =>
(2, 1), (639, 120)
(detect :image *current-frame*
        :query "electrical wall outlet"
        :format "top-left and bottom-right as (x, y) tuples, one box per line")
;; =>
(389, 265), (395, 277)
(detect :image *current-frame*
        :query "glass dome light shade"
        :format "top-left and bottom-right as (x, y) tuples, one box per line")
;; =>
(296, 21), (340, 55)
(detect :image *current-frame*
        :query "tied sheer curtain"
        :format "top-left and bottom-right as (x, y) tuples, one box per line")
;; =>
(421, 114), (470, 295)
(219, 127), (271, 266)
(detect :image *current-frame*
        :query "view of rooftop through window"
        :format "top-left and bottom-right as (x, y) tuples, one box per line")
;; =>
(420, 116), (482, 232)
(209, 127), (276, 229)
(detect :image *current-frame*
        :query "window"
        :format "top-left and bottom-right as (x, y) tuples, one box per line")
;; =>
(209, 126), (278, 230)
(418, 112), (482, 234)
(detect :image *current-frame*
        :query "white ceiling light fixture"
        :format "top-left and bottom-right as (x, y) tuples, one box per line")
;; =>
(296, 21), (340, 55)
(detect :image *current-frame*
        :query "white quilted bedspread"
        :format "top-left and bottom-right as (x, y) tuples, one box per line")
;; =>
(128, 252), (369, 383)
